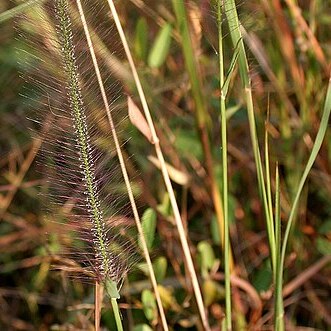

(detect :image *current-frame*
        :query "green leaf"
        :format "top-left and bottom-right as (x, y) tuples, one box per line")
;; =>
(153, 256), (167, 282)
(157, 285), (180, 311)
(316, 237), (331, 255)
(139, 208), (157, 250)
(222, 43), (240, 97)
(197, 241), (216, 275)
(134, 17), (148, 61)
(0, 0), (45, 24)
(203, 279), (219, 306)
(211, 215), (221, 245)
(174, 129), (203, 160)
(281, 76), (331, 268)
(318, 219), (331, 235)
(105, 280), (120, 299)
(148, 23), (172, 68)
(252, 264), (272, 293)
(133, 324), (153, 331)
(141, 289), (157, 322)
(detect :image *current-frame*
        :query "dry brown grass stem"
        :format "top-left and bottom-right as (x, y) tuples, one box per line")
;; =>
(95, 282), (103, 331)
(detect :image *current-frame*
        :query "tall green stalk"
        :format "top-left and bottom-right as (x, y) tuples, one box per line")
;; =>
(217, 2), (231, 330)
(223, 0), (278, 327)
(172, 0), (233, 270)
(223, 0), (277, 272)
(111, 298), (124, 331)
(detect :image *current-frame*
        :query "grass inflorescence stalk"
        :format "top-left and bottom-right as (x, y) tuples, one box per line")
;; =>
(223, 0), (277, 273)
(217, 2), (232, 330)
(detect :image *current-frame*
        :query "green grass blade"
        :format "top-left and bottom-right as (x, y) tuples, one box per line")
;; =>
(224, 0), (276, 270)
(217, 1), (232, 329)
(0, 0), (45, 24)
(111, 298), (124, 331)
(276, 77), (331, 329)
(274, 164), (284, 331)
(222, 42), (240, 98)
(171, 0), (207, 126)
(265, 118), (275, 234)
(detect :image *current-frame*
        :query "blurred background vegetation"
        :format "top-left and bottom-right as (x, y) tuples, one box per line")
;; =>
(0, 0), (330, 330)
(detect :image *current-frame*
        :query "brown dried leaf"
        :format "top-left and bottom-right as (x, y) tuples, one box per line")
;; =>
(128, 96), (153, 143)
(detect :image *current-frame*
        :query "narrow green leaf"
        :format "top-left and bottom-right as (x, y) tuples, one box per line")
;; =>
(316, 237), (331, 255)
(139, 208), (157, 250)
(148, 23), (172, 68)
(142, 289), (157, 322)
(281, 77), (331, 262)
(222, 43), (239, 97)
(197, 241), (216, 275)
(153, 256), (168, 282)
(277, 77), (331, 330)
(134, 17), (148, 61)
(0, 0), (45, 24)
(133, 325), (153, 331)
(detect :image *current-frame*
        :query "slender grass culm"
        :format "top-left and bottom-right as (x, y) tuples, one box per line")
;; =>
(217, 1), (232, 330)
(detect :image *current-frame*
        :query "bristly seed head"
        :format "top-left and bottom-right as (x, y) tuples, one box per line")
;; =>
(53, 0), (125, 286)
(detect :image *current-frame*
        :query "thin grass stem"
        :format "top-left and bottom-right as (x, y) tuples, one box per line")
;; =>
(223, 0), (277, 274)
(217, 1), (232, 330)
(274, 164), (284, 331)
(95, 281), (102, 331)
(111, 298), (124, 331)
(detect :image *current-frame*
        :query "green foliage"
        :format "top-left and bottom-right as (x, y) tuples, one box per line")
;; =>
(197, 241), (216, 276)
(141, 289), (157, 322)
(153, 256), (167, 282)
(148, 23), (172, 68)
(134, 17), (148, 62)
(139, 208), (157, 250)
(133, 325), (153, 331)
(316, 237), (331, 255)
